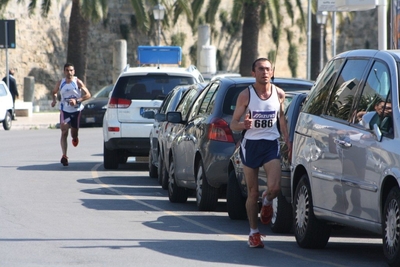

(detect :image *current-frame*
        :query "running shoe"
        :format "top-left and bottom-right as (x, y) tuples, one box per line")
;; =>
(248, 232), (265, 248)
(72, 137), (79, 147)
(260, 191), (273, 224)
(61, 155), (69, 166)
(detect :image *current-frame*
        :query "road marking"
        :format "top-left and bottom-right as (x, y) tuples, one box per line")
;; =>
(91, 163), (348, 267)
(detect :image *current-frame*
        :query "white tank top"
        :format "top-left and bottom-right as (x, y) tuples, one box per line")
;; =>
(59, 77), (84, 112)
(244, 84), (280, 140)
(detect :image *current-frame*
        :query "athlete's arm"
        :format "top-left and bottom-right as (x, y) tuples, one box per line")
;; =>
(231, 88), (251, 131)
(51, 80), (61, 107)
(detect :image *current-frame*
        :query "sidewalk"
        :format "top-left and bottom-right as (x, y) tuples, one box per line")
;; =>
(11, 112), (60, 130)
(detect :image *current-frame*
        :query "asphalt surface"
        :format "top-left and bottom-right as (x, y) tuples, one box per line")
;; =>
(9, 112), (60, 130)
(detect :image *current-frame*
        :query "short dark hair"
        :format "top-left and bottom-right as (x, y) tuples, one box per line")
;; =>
(64, 63), (74, 70)
(252, 58), (272, 72)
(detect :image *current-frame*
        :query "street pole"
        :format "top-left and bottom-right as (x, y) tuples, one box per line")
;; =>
(320, 24), (324, 71)
(306, 0), (311, 80)
(158, 20), (161, 46)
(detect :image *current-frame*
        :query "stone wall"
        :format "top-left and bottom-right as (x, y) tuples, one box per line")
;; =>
(0, 0), (379, 108)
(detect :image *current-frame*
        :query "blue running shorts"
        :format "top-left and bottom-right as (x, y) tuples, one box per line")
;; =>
(60, 110), (81, 129)
(240, 138), (280, 168)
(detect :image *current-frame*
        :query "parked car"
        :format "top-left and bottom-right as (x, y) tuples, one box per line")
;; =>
(157, 83), (206, 189)
(291, 49), (400, 266)
(0, 81), (13, 130)
(227, 92), (308, 233)
(80, 84), (113, 127)
(103, 46), (204, 169)
(146, 83), (206, 178)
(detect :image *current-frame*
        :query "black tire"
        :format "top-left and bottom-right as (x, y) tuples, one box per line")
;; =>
(271, 191), (293, 233)
(2, 111), (12, 130)
(294, 174), (331, 248)
(168, 156), (188, 203)
(103, 142), (119, 169)
(196, 160), (218, 211)
(148, 150), (158, 178)
(227, 170), (247, 220)
(158, 153), (169, 190)
(383, 187), (400, 267)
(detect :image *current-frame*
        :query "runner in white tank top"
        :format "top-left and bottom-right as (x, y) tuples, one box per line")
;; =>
(51, 63), (91, 166)
(230, 58), (291, 248)
(244, 84), (280, 141)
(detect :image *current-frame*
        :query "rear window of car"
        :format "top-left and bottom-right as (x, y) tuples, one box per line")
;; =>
(223, 84), (252, 115)
(112, 74), (196, 100)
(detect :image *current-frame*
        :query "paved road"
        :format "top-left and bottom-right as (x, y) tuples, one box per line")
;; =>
(0, 127), (388, 266)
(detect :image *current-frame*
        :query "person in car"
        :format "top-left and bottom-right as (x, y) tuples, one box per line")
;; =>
(230, 58), (291, 248)
(51, 63), (91, 166)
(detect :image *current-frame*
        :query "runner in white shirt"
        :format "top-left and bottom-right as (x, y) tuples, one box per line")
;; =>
(230, 58), (291, 248)
(51, 63), (91, 166)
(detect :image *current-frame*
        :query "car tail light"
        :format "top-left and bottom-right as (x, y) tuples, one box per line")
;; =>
(108, 97), (131, 108)
(208, 118), (235, 143)
(108, 127), (120, 132)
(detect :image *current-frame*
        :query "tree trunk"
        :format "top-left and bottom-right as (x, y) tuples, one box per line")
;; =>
(67, 0), (89, 84)
(239, 0), (261, 77)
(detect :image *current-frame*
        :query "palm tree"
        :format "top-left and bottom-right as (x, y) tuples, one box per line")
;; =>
(0, 0), (107, 83)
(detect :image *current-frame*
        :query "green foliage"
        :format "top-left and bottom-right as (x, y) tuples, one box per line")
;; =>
(171, 33), (186, 47)
(189, 44), (197, 66)
(288, 44), (298, 77)
(205, 0), (221, 24)
(268, 50), (276, 64)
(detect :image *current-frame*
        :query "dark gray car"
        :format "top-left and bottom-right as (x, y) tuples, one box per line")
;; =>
(166, 77), (255, 211)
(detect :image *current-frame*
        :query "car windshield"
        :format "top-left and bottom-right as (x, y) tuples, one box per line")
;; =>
(93, 85), (113, 98)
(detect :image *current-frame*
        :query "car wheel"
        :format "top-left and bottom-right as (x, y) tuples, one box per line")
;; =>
(294, 174), (331, 248)
(227, 170), (247, 220)
(383, 186), (400, 267)
(196, 160), (218, 211)
(148, 150), (158, 178)
(168, 156), (188, 203)
(2, 111), (12, 130)
(271, 191), (293, 233)
(103, 142), (119, 169)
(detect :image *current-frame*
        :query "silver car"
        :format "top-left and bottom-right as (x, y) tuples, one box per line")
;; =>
(291, 49), (400, 266)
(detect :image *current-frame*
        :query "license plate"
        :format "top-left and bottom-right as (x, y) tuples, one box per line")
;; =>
(85, 117), (95, 123)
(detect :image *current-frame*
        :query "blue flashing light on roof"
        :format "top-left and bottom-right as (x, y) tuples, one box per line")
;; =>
(137, 46), (182, 66)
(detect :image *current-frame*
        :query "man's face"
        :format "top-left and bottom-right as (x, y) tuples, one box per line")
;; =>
(64, 66), (75, 79)
(252, 60), (273, 84)
(376, 101), (392, 116)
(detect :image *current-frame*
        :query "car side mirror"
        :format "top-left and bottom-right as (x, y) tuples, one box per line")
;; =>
(142, 110), (155, 119)
(360, 111), (377, 130)
(155, 113), (166, 122)
(166, 111), (183, 123)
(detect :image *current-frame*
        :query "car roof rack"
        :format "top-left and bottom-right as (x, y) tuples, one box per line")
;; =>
(137, 46), (182, 68)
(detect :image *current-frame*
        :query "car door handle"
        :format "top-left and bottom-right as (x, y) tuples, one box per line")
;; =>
(334, 139), (352, 148)
(183, 134), (196, 142)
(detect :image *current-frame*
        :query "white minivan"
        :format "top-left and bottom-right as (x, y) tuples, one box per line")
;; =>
(103, 46), (204, 169)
